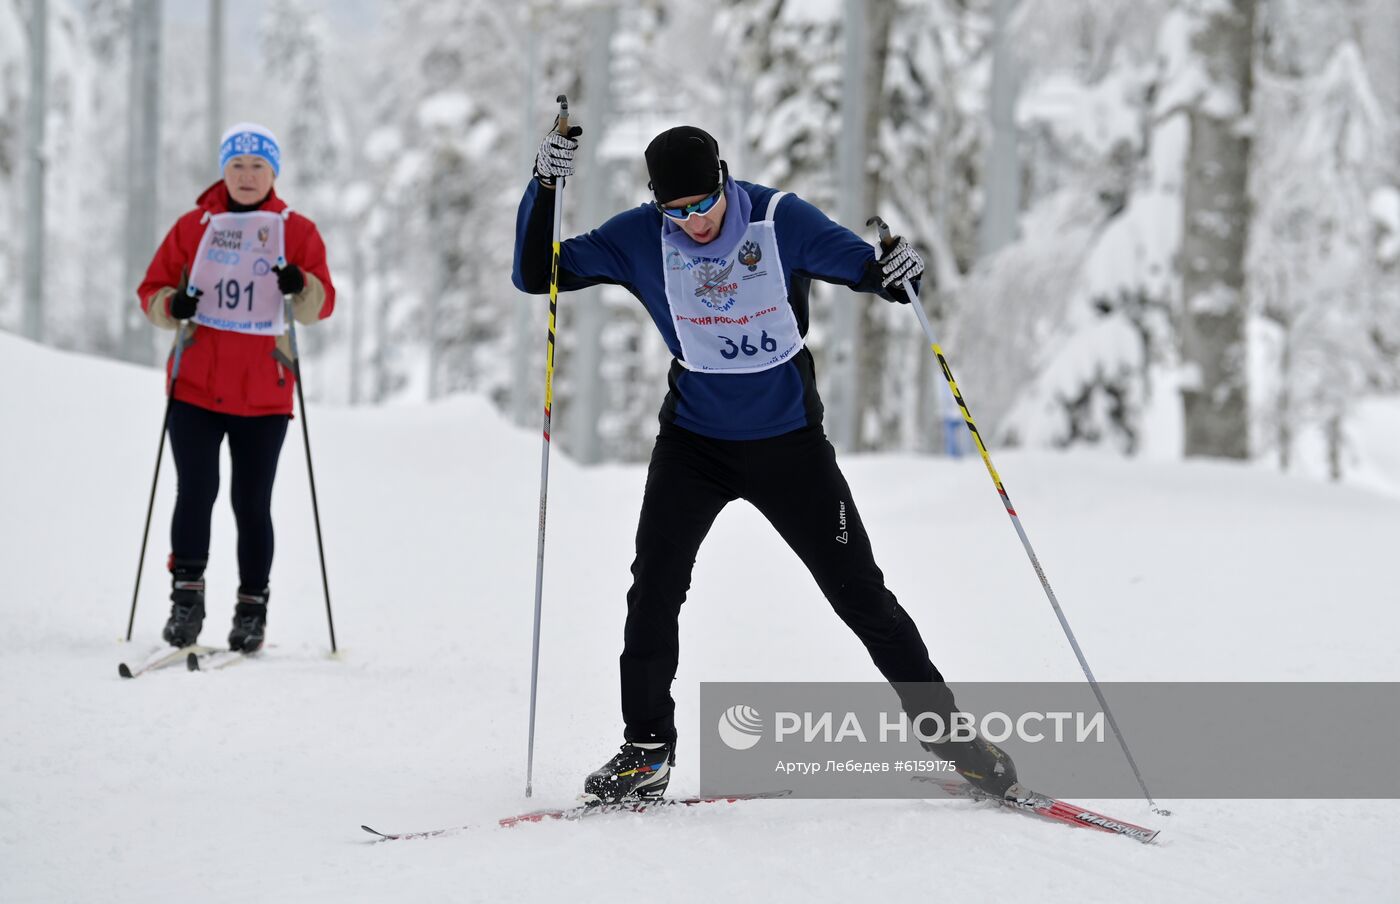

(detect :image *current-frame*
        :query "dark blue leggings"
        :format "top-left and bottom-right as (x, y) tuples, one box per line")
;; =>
(167, 400), (289, 593)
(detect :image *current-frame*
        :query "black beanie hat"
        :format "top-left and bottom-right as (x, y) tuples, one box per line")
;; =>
(645, 126), (724, 204)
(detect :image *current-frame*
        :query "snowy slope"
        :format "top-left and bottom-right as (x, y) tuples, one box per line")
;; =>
(1, 330), (1397, 903)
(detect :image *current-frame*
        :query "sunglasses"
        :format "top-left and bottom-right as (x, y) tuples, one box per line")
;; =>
(656, 184), (723, 220)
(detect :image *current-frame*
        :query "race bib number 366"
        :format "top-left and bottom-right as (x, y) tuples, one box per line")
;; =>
(188, 211), (287, 336)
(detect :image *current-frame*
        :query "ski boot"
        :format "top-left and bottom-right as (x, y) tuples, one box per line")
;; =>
(162, 557), (207, 647)
(582, 740), (676, 803)
(925, 733), (1019, 798)
(228, 588), (269, 653)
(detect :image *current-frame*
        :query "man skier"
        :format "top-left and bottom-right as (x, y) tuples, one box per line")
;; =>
(511, 120), (1016, 803)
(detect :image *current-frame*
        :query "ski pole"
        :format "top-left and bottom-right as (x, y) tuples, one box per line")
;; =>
(525, 94), (569, 799)
(126, 291), (193, 642)
(282, 290), (338, 654)
(867, 216), (1168, 816)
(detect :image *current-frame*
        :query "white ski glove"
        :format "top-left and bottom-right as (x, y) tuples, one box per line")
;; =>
(878, 236), (924, 290)
(534, 121), (583, 186)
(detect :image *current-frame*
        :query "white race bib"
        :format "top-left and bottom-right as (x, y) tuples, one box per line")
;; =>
(188, 211), (288, 336)
(661, 193), (803, 374)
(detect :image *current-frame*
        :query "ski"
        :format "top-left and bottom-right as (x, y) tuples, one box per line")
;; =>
(186, 649), (251, 672)
(118, 644), (215, 679)
(919, 777), (1160, 844)
(361, 791), (792, 842)
(499, 790), (792, 828)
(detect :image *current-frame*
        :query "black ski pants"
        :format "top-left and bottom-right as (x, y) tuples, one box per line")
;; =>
(622, 423), (952, 743)
(167, 399), (289, 593)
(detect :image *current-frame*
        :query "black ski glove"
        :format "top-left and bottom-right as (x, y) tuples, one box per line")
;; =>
(878, 236), (924, 302)
(534, 119), (583, 187)
(169, 287), (202, 320)
(273, 263), (306, 296)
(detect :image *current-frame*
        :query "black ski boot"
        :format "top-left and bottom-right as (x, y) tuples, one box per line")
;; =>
(228, 588), (269, 653)
(582, 740), (676, 803)
(162, 557), (207, 647)
(925, 733), (1019, 798)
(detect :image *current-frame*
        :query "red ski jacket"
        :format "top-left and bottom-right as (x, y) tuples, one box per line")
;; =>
(138, 182), (336, 417)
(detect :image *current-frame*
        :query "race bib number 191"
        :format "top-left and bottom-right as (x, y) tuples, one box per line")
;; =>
(188, 211), (287, 336)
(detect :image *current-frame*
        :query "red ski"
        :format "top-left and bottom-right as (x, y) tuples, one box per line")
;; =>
(361, 791), (791, 842)
(920, 777), (1161, 844)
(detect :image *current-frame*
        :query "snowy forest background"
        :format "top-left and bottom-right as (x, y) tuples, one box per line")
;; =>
(1, 0), (1396, 477)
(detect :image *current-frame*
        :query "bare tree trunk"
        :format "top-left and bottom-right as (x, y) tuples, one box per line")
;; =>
(1358, 0), (1400, 184)
(512, 12), (538, 427)
(425, 247), (441, 401)
(978, 0), (1021, 259)
(854, 0), (895, 450)
(23, 0), (46, 343)
(1325, 413), (1343, 481)
(349, 233), (363, 405)
(207, 0), (223, 155)
(830, 0), (870, 452)
(123, 0), (162, 365)
(374, 241), (391, 403)
(1180, 0), (1255, 459)
(1276, 321), (1291, 471)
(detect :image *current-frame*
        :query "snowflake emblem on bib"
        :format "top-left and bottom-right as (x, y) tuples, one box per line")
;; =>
(693, 259), (739, 312)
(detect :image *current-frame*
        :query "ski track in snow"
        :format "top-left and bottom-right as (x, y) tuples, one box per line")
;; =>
(1, 331), (1396, 903)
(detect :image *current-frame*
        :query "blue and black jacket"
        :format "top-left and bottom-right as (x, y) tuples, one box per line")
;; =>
(511, 178), (910, 440)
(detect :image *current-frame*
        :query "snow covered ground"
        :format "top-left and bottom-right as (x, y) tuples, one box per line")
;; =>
(2, 329), (1397, 903)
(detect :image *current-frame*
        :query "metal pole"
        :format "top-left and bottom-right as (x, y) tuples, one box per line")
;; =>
(283, 295), (338, 654)
(869, 215), (1168, 816)
(23, 0), (47, 343)
(525, 96), (569, 799)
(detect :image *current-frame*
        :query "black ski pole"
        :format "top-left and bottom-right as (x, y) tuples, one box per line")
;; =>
(126, 300), (193, 642)
(283, 293), (338, 654)
(868, 215), (1168, 816)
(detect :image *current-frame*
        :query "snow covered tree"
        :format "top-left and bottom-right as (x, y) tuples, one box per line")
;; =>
(252, 0), (351, 379)
(260, 1), (342, 200)
(1249, 0), (1395, 477)
(70, 0), (135, 358)
(3, 0), (1389, 480)
(973, 0), (1394, 475)
(344, 0), (535, 406)
(719, 0), (993, 454)
(951, 0), (1176, 454)
(877, 0), (1006, 453)
(2, 0), (143, 356)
